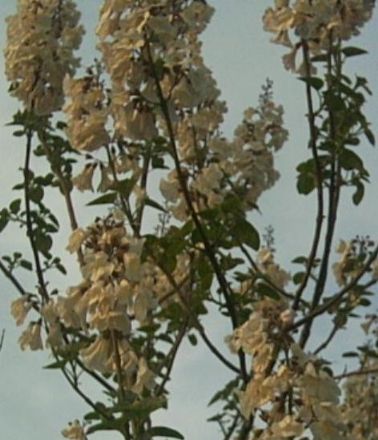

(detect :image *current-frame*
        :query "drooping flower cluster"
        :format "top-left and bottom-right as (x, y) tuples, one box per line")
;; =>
(159, 88), (288, 220)
(63, 70), (111, 152)
(263, 0), (375, 73)
(60, 217), (157, 378)
(228, 315), (348, 439)
(4, 0), (84, 114)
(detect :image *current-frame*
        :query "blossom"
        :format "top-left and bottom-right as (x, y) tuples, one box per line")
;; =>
(18, 322), (43, 350)
(132, 357), (156, 395)
(270, 415), (304, 437)
(81, 251), (115, 282)
(61, 420), (86, 440)
(72, 164), (96, 192)
(80, 335), (112, 373)
(263, 0), (375, 73)
(4, 0), (84, 114)
(63, 75), (111, 152)
(10, 296), (32, 326)
(66, 228), (88, 254)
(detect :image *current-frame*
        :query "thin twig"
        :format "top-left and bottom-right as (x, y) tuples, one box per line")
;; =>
(23, 128), (49, 302)
(156, 318), (188, 396)
(289, 243), (378, 332)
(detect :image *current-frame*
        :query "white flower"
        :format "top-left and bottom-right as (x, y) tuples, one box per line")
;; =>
(80, 335), (112, 373)
(11, 296), (32, 326)
(66, 228), (88, 253)
(72, 164), (96, 192)
(132, 357), (156, 395)
(124, 253), (143, 282)
(4, 0), (84, 114)
(271, 415), (304, 437)
(61, 420), (86, 440)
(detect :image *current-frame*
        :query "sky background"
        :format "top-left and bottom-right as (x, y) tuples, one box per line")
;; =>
(0, 1), (378, 439)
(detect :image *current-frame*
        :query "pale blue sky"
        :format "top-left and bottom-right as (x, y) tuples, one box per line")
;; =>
(1, 2), (378, 439)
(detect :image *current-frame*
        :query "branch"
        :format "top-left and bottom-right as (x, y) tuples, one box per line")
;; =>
(105, 145), (138, 236)
(23, 128), (49, 302)
(335, 367), (378, 380)
(313, 321), (339, 355)
(0, 259), (28, 297)
(299, 38), (342, 347)
(144, 35), (248, 380)
(289, 243), (378, 332)
(0, 329), (5, 352)
(156, 318), (188, 396)
(293, 42), (325, 311)
(152, 251), (241, 376)
(39, 132), (84, 267)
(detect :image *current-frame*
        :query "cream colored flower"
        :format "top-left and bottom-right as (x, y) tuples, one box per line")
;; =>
(80, 335), (112, 373)
(18, 322), (43, 350)
(271, 415), (304, 437)
(66, 228), (88, 253)
(11, 296), (32, 326)
(4, 0), (84, 114)
(61, 420), (86, 440)
(132, 357), (156, 395)
(72, 164), (96, 192)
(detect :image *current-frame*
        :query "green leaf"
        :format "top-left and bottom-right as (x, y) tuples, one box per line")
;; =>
(56, 262), (67, 275)
(144, 197), (167, 213)
(342, 351), (359, 358)
(299, 76), (324, 91)
(87, 193), (117, 206)
(233, 219), (260, 250)
(20, 259), (33, 271)
(29, 186), (44, 203)
(291, 256), (307, 265)
(359, 298), (371, 307)
(293, 271), (306, 285)
(86, 420), (121, 435)
(352, 181), (365, 205)
(188, 333), (197, 346)
(43, 359), (68, 369)
(35, 234), (53, 254)
(342, 46), (368, 58)
(311, 53), (328, 63)
(148, 426), (185, 439)
(364, 127), (375, 146)
(256, 283), (280, 300)
(339, 149), (364, 172)
(297, 173), (315, 195)
(9, 199), (22, 214)
(324, 93), (345, 112)
(0, 209), (9, 233)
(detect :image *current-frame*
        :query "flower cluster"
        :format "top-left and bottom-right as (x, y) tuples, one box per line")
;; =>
(60, 217), (157, 379)
(332, 236), (376, 286)
(257, 246), (291, 289)
(63, 70), (111, 152)
(263, 0), (375, 73)
(159, 90), (288, 221)
(4, 0), (84, 114)
(341, 362), (378, 440)
(229, 324), (348, 439)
